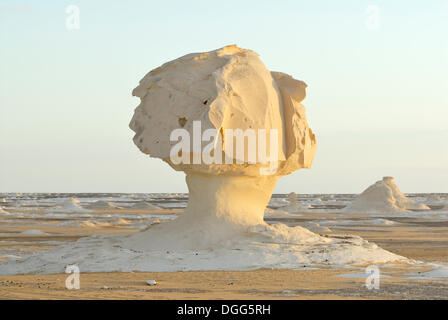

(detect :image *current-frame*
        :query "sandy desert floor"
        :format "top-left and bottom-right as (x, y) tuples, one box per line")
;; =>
(0, 206), (447, 299)
(1, 266), (447, 300)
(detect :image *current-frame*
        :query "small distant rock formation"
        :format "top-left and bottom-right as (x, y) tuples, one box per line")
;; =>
(80, 220), (112, 228)
(116, 218), (133, 226)
(280, 192), (308, 212)
(129, 201), (160, 210)
(47, 198), (92, 213)
(344, 176), (430, 213)
(299, 222), (331, 233)
(20, 229), (47, 235)
(0, 207), (9, 214)
(85, 201), (124, 210)
(426, 194), (448, 209)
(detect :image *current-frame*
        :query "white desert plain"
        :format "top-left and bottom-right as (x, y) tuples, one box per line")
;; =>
(0, 45), (447, 300)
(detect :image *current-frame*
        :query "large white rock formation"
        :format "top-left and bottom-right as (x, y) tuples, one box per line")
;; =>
(129, 45), (316, 234)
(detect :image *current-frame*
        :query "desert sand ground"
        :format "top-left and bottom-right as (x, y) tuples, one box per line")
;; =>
(0, 208), (447, 299)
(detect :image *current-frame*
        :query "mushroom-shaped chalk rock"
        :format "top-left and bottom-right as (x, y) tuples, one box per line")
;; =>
(126, 45), (317, 249)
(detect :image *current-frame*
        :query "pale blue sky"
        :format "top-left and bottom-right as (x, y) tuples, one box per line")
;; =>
(1, 0), (447, 193)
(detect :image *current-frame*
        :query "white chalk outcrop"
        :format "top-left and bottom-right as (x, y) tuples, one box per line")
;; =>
(20, 229), (48, 235)
(80, 220), (113, 228)
(47, 198), (91, 213)
(426, 194), (448, 209)
(129, 201), (160, 210)
(115, 218), (133, 226)
(0, 207), (9, 214)
(344, 177), (430, 213)
(280, 192), (308, 212)
(0, 46), (409, 275)
(85, 201), (123, 210)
